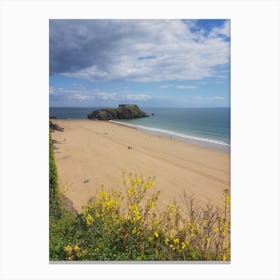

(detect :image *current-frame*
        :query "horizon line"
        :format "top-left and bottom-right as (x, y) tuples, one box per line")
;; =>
(49, 106), (230, 109)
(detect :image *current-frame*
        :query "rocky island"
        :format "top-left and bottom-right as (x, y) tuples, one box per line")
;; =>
(87, 104), (149, 120)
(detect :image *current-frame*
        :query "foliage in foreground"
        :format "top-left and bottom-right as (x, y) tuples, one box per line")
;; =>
(49, 132), (62, 219)
(50, 170), (231, 261)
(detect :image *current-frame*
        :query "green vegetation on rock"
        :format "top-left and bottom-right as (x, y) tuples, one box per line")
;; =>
(87, 104), (149, 120)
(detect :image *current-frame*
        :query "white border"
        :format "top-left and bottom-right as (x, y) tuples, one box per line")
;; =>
(1, 0), (279, 279)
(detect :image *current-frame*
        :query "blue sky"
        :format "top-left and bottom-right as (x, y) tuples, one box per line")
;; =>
(50, 19), (230, 108)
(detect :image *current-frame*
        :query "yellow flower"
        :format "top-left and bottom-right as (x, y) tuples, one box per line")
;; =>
(85, 213), (94, 225)
(148, 236), (153, 242)
(173, 238), (179, 244)
(132, 227), (137, 234)
(134, 178), (143, 184)
(225, 195), (231, 206)
(102, 198), (119, 211)
(99, 191), (108, 201)
(127, 185), (136, 196)
(129, 204), (141, 221)
(74, 245), (80, 251)
(164, 237), (169, 245)
(64, 245), (72, 253)
(222, 224), (229, 236)
(154, 231), (159, 238)
(213, 225), (219, 233)
(223, 189), (230, 207)
(143, 181), (153, 190)
(181, 241), (189, 250)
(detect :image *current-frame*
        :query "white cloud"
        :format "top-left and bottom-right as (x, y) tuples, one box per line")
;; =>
(125, 94), (151, 101)
(50, 20), (230, 82)
(193, 95), (225, 101)
(71, 94), (90, 100)
(208, 20), (230, 38)
(160, 84), (196, 89)
(50, 86), (152, 103)
(176, 85), (196, 89)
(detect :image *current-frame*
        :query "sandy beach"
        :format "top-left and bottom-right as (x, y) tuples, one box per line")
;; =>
(51, 119), (230, 213)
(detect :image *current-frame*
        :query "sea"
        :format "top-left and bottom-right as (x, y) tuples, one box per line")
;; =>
(49, 107), (230, 151)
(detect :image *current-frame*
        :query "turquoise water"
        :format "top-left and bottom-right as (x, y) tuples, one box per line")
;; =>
(50, 107), (230, 149)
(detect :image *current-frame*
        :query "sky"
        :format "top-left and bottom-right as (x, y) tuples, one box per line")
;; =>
(49, 19), (230, 108)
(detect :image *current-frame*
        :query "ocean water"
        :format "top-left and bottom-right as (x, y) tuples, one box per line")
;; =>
(49, 107), (230, 150)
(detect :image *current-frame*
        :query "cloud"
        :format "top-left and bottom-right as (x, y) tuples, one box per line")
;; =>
(193, 95), (225, 101)
(159, 84), (196, 89)
(49, 86), (152, 103)
(125, 94), (152, 101)
(208, 20), (230, 38)
(175, 85), (196, 89)
(50, 20), (230, 82)
(71, 94), (89, 100)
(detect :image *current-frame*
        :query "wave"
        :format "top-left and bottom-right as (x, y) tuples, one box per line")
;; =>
(109, 120), (230, 148)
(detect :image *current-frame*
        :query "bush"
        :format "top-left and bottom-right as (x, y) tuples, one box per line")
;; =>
(49, 132), (62, 218)
(50, 173), (230, 261)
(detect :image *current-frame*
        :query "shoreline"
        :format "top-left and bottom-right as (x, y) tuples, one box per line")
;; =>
(109, 120), (230, 152)
(51, 119), (230, 213)
(51, 117), (230, 152)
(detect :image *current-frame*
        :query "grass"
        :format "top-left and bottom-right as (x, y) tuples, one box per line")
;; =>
(49, 134), (230, 261)
(49, 132), (62, 219)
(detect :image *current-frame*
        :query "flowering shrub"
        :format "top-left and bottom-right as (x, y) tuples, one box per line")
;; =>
(50, 171), (230, 261)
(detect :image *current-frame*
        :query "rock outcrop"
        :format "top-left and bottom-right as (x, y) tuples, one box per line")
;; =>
(87, 104), (149, 121)
(49, 120), (64, 132)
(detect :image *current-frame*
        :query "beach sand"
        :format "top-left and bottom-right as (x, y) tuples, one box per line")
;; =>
(51, 120), (230, 213)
